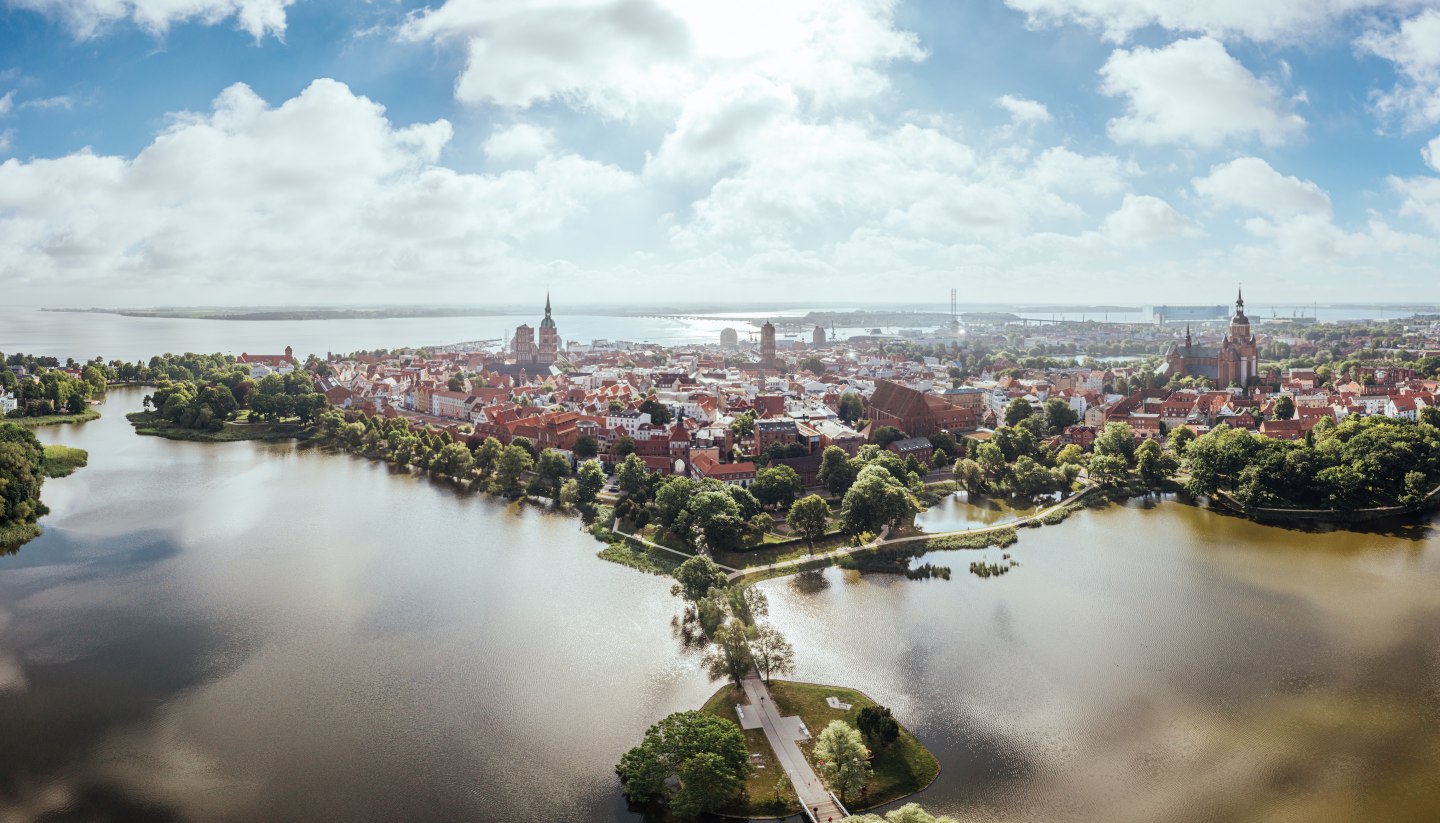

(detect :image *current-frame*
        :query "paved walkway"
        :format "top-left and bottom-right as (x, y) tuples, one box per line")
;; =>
(740, 673), (846, 822)
(723, 482), (1097, 581)
(609, 482), (1097, 583)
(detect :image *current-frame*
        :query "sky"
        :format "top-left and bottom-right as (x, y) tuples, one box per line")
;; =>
(4, 1), (1440, 308)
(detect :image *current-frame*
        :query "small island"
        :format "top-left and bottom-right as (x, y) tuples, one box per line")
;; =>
(618, 672), (938, 821)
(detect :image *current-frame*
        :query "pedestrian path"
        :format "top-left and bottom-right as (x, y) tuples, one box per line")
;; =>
(740, 672), (848, 822)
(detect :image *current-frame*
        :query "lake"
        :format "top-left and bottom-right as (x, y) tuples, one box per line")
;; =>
(4, 389), (1440, 821)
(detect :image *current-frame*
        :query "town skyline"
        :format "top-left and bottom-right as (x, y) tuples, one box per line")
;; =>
(7, 2), (1440, 306)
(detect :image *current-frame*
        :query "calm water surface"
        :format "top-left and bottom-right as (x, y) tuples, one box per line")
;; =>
(4, 389), (1440, 821)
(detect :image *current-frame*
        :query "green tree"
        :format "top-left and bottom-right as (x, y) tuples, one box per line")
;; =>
(856, 705), (900, 750)
(573, 434), (600, 460)
(1004, 397), (1034, 428)
(1093, 422), (1137, 466)
(1088, 453), (1129, 486)
(871, 426), (907, 448)
(616, 453), (648, 499)
(751, 465), (802, 509)
(788, 494), (830, 545)
(837, 392), (864, 424)
(1420, 406), (1440, 429)
(814, 720), (871, 802)
(839, 803), (962, 823)
(639, 397), (673, 426)
(1135, 438), (1178, 488)
(952, 458), (985, 494)
(614, 435), (637, 458)
(615, 710), (750, 819)
(493, 444), (534, 495)
(1055, 444), (1085, 467)
(840, 464), (916, 534)
(1043, 397), (1079, 433)
(1272, 395), (1295, 420)
(819, 446), (857, 496)
(533, 449), (571, 499)
(1169, 425), (1196, 456)
(671, 556), (728, 602)
(729, 410), (756, 440)
(575, 460), (606, 506)
(705, 619), (754, 690)
(748, 623), (795, 684)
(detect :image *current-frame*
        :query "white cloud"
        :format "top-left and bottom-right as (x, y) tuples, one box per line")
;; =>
(0, 79), (636, 300)
(399, 0), (924, 116)
(997, 94), (1052, 124)
(1192, 157), (1332, 217)
(1099, 37), (1306, 148)
(1423, 134), (1440, 172)
(483, 123), (557, 163)
(0, 91), (13, 117)
(1102, 194), (1201, 244)
(1005, 0), (1399, 43)
(1357, 9), (1440, 129)
(646, 76), (797, 180)
(10, 0), (294, 40)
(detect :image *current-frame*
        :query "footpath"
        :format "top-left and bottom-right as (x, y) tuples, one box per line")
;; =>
(611, 483), (1098, 582)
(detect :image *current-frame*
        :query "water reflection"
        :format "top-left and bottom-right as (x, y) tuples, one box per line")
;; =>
(760, 500), (1440, 822)
(4, 389), (1440, 821)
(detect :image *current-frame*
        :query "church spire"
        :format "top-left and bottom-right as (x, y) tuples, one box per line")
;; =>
(1236, 285), (1244, 311)
(1185, 324), (1192, 347)
(545, 292), (552, 316)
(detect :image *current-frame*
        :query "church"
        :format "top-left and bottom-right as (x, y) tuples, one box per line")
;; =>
(1159, 290), (1259, 388)
(512, 295), (562, 367)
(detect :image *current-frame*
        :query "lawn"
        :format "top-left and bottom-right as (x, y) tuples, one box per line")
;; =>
(596, 540), (683, 575)
(768, 680), (940, 812)
(10, 408), (101, 427)
(127, 411), (310, 442)
(700, 685), (801, 818)
(41, 444), (89, 478)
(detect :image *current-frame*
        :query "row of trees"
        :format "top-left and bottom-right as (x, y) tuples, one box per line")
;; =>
(315, 411), (607, 505)
(1184, 413), (1440, 510)
(0, 423), (48, 545)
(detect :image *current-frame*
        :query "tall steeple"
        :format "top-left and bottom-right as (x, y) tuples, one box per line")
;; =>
(1184, 324), (1192, 348)
(1236, 285), (1244, 312)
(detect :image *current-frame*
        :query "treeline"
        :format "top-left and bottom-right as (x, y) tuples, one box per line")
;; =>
(1184, 412), (1440, 510)
(1, 353), (106, 418)
(146, 364), (326, 432)
(0, 423), (49, 549)
(312, 410), (605, 505)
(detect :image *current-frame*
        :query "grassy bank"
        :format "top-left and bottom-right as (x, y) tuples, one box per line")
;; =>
(127, 411), (310, 443)
(768, 681), (939, 812)
(10, 408), (101, 427)
(701, 686), (799, 818)
(42, 444), (89, 478)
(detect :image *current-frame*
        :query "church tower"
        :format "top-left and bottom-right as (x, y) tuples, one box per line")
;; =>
(760, 322), (777, 369)
(1219, 287), (1258, 388)
(538, 293), (560, 366)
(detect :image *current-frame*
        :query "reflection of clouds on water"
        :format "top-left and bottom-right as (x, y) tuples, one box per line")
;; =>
(761, 501), (1440, 822)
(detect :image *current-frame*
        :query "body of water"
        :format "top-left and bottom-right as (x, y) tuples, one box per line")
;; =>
(4, 390), (1440, 821)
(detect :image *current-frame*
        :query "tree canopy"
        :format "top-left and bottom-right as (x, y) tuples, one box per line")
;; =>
(616, 710), (751, 819)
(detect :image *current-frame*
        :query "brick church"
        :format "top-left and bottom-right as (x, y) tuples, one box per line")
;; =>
(1160, 289), (1259, 388)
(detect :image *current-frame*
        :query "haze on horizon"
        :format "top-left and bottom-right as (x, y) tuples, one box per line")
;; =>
(5, 1), (1440, 307)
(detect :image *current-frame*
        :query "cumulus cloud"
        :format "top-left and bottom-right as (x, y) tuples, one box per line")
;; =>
(0, 79), (636, 300)
(997, 94), (1052, 124)
(483, 123), (557, 163)
(0, 91), (12, 117)
(1005, 0), (1398, 43)
(399, 0), (924, 116)
(1192, 157), (1332, 217)
(1100, 37), (1306, 148)
(1357, 9), (1440, 129)
(1102, 194), (1201, 245)
(10, 0), (294, 40)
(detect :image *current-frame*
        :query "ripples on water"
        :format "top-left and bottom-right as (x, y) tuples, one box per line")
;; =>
(3, 389), (1440, 821)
